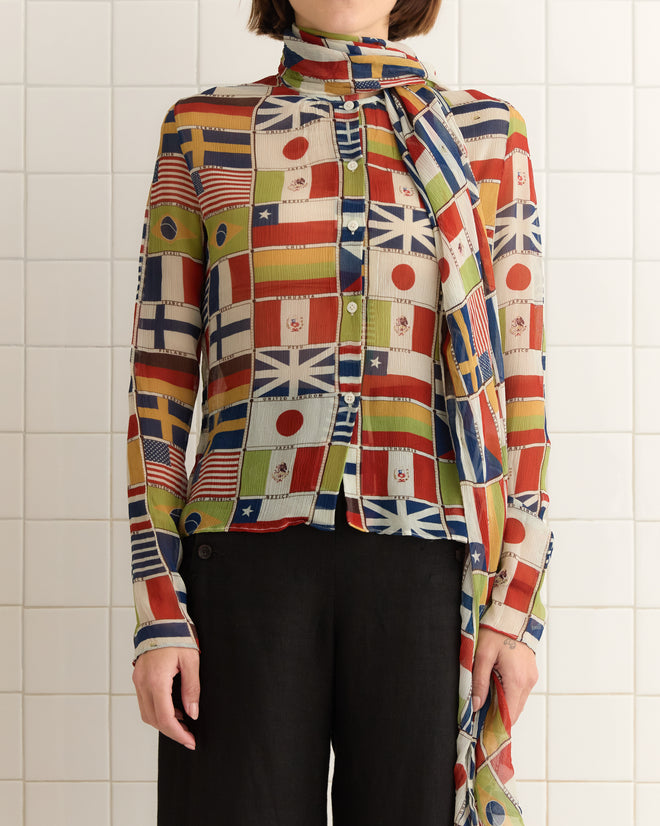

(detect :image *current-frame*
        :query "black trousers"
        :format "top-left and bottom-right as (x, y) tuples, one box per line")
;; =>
(158, 492), (466, 826)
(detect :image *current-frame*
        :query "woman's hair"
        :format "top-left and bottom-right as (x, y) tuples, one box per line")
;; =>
(248, 0), (443, 41)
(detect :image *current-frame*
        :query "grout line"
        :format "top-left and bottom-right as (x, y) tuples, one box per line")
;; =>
(631, 0), (638, 815)
(21, 0), (28, 819)
(109, 0), (115, 819)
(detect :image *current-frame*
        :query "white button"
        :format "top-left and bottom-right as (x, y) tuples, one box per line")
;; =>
(346, 301), (358, 315)
(347, 160), (359, 171)
(347, 220), (359, 232)
(343, 100), (356, 110)
(343, 392), (356, 405)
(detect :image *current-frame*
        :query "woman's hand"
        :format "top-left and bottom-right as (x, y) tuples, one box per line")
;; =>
(471, 627), (538, 725)
(132, 647), (201, 749)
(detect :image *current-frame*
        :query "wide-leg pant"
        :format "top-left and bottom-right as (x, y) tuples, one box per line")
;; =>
(157, 492), (466, 826)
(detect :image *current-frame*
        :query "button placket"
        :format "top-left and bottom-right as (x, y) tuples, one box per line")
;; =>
(332, 96), (366, 451)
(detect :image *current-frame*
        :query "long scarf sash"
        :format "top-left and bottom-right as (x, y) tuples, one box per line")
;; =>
(278, 25), (522, 826)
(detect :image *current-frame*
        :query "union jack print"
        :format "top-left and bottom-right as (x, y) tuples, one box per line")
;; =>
(253, 346), (336, 397)
(368, 202), (436, 255)
(362, 497), (447, 538)
(493, 201), (542, 258)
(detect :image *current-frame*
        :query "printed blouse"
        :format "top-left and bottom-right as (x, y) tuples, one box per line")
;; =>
(126, 79), (550, 660)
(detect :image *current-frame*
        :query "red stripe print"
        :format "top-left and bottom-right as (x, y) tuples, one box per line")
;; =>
(189, 452), (241, 499)
(146, 447), (187, 499)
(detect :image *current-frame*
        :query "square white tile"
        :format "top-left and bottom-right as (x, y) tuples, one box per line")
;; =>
(111, 607), (137, 694)
(516, 781), (546, 826)
(636, 784), (660, 826)
(0, 86), (23, 170)
(112, 347), (131, 434)
(0, 434), (23, 518)
(111, 782), (156, 826)
(0, 694), (22, 779)
(113, 261), (140, 347)
(0, 1), (24, 84)
(25, 520), (110, 607)
(635, 349), (660, 433)
(0, 606), (22, 692)
(26, 1), (110, 85)
(636, 697), (660, 781)
(547, 521), (634, 607)
(24, 434), (110, 520)
(26, 261), (111, 347)
(199, 0), (295, 88)
(110, 695), (158, 782)
(545, 433), (633, 520)
(636, 610), (660, 695)
(634, 436), (660, 520)
(25, 782), (110, 826)
(546, 173), (632, 259)
(548, 607), (633, 693)
(635, 175), (660, 260)
(548, 1), (632, 83)
(635, 2), (660, 85)
(112, 87), (197, 174)
(25, 347), (111, 433)
(27, 174), (111, 260)
(635, 262), (660, 347)
(0, 261), (24, 345)
(0, 781), (23, 826)
(112, 172), (155, 260)
(511, 694), (546, 781)
(636, 522), (660, 608)
(636, 88), (660, 173)
(0, 520), (23, 604)
(548, 85), (633, 171)
(24, 608), (109, 693)
(0, 346), (24, 431)
(460, 0), (545, 85)
(24, 695), (109, 781)
(546, 346), (632, 432)
(548, 695), (633, 780)
(0, 173), (24, 259)
(111, 519), (133, 607)
(545, 260), (632, 347)
(26, 87), (111, 173)
(549, 782), (633, 826)
(112, 432), (133, 521)
(113, 1), (198, 86)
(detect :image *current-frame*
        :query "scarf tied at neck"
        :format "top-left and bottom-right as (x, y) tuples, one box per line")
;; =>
(279, 25), (524, 826)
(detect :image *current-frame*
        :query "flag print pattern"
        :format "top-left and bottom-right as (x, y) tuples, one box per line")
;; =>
(126, 26), (553, 826)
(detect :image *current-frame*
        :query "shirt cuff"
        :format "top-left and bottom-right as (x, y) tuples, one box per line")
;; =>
(132, 619), (200, 665)
(478, 505), (553, 654)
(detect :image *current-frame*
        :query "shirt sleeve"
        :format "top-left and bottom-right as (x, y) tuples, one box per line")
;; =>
(478, 104), (554, 653)
(126, 101), (205, 662)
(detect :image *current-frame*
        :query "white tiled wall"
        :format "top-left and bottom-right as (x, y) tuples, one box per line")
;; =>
(1, 1), (657, 824)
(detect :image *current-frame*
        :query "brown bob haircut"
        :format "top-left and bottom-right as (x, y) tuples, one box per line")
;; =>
(248, 0), (443, 42)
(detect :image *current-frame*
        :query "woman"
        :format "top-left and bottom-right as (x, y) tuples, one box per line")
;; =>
(126, 1), (553, 824)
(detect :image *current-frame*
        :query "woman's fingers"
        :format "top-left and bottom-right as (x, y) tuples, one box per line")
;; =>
(471, 629), (501, 711)
(471, 628), (538, 722)
(151, 677), (196, 750)
(132, 647), (200, 750)
(179, 652), (201, 721)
